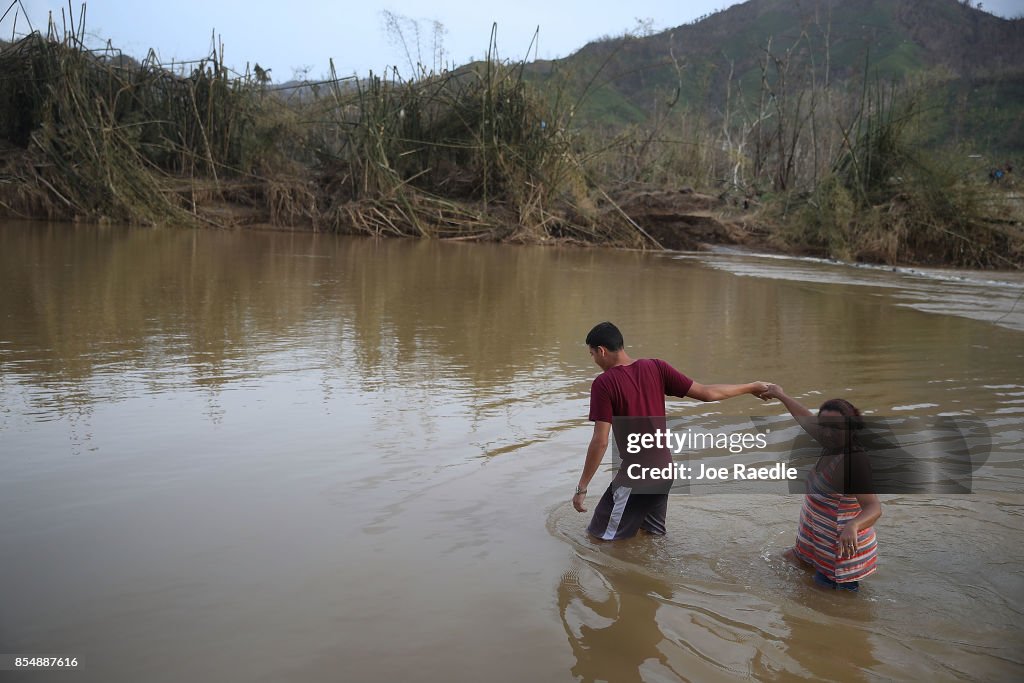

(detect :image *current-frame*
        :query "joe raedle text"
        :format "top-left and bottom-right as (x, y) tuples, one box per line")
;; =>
(626, 462), (798, 482)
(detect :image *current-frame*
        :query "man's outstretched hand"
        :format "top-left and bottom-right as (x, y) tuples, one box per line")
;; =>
(572, 491), (587, 512)
(752, 381), (773, 400)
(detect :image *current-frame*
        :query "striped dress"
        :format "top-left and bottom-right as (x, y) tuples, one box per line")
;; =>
(793, 453), (878, 583)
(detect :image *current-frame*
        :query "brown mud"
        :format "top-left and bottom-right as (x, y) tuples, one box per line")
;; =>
(120, 178), (777, 254)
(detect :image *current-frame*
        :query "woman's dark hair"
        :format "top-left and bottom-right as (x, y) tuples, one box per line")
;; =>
(585, 322), (624, 351)
(818, 398), (865, 430)
(819, 398), (870, 489)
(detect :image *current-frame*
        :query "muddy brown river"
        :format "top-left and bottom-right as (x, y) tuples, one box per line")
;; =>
(1, 222), (1022, 682)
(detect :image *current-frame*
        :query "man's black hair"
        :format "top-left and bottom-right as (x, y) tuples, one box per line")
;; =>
(586, 322), (624, 351)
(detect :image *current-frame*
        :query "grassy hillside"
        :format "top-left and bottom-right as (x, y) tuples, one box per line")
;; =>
(1, 1), (1021, 268)
(917, 72), (1024, 159)
(526, 0), (1024, 157)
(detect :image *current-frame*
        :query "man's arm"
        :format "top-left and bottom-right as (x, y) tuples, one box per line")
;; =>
(687, 381), (769, 402)
(573, 421), (610, 512)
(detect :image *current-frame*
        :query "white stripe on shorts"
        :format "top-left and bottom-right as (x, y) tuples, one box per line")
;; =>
(602, 486), (632, 540)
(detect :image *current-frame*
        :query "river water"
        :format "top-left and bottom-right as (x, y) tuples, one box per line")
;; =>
(1, 221), (1022, 682)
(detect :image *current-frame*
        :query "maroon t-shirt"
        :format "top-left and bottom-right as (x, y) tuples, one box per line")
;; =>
(588, 358), (694, 423)
(589, 359), (694, 487)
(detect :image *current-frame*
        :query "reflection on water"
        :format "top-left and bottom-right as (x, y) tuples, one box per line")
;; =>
(1, 221), (1022, 682)
(549, 490), (1024, 681)
(559, 555), (680, 683)
(557, 536), (884, 679)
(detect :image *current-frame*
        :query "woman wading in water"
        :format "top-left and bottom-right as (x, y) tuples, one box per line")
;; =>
(761, 385), (881, 592)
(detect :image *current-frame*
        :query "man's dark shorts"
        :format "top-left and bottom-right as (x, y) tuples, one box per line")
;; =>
(587, 483), (668, 540)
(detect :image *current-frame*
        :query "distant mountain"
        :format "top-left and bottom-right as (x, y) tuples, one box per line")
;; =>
(526, 0), (1024, 152)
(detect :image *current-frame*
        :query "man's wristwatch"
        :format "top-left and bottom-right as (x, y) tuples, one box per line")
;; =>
(575, 486), (587, 496)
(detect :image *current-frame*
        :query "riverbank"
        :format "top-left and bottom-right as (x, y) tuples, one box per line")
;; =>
(1, 31), (1022, 268)
(9, 171), (1022, 270)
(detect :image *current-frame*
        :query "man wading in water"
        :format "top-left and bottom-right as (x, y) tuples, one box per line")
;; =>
(574, 322), (769, 540)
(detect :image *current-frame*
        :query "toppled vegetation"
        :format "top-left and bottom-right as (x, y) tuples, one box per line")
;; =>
(0, 26), (654, 248)
(1, 10), (1021, 268)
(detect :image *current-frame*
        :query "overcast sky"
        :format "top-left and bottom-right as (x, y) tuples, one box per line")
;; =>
(10, 0), (1024, 81)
